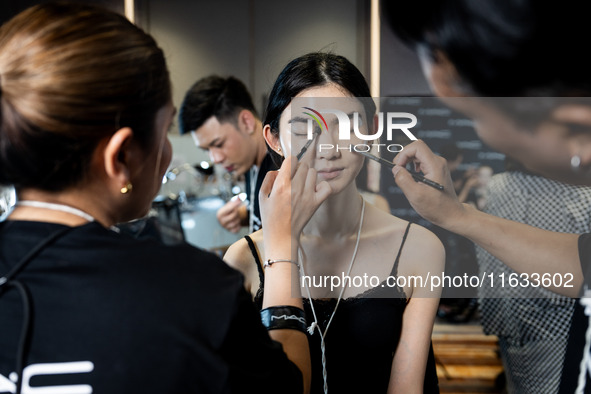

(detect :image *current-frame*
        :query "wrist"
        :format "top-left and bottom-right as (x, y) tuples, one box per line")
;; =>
(260, 306), (307, 333)
(262, 258), (303, 307)
(264, 258), (299, 270)
(263, 234), (298, 256)
(445, 203), (476, 235)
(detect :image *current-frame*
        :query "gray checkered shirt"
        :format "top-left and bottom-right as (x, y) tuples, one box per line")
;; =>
(475, 171), (591, 393)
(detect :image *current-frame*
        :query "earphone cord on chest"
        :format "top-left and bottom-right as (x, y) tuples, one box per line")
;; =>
(299, 198), (365, 394)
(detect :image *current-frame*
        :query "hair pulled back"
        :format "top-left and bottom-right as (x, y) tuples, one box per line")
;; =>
(0, 2), (171, 191)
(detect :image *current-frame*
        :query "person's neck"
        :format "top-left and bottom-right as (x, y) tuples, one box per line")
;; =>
(9, 188), (116, 228)
(303, 184), (363, 240)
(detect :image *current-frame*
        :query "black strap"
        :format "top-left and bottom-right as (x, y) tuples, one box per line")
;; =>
(0, 225), (73, 394)
(244, 235), (265, 285)
(390, 222), (412, 277)
(246, 223), (412, 289)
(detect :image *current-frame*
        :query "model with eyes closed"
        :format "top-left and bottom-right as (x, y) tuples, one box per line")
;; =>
(224, 52), (444, 394)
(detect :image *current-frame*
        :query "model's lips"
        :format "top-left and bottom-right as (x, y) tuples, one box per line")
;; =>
(317, 168), (344, 180)
(224, 165), (235, 173)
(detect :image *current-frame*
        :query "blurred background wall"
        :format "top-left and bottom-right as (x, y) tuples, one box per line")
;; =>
(0, 0), (429, 164)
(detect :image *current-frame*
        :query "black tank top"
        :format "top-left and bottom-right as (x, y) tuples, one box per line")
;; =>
(245, 223), (439, 393)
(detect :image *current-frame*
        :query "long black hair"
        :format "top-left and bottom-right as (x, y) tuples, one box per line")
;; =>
(263, 52), (376, 165)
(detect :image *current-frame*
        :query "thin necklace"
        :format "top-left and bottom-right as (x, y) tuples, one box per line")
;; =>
(299, 198), (365, 394)
(15, 200), (95, 222)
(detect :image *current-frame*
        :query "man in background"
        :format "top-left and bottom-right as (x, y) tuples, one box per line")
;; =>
(179, 76), (275, 233)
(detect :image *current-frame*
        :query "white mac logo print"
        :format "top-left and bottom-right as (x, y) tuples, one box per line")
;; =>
(0, 361), (94, 394)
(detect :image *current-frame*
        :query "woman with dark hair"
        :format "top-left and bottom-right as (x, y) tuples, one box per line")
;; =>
(0, 3), (318, 393)
(224, 52), (444, 393)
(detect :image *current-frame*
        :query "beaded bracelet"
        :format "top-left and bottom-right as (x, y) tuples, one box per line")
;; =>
(260, 306), (307, 333)
(263, 258), (299, 269)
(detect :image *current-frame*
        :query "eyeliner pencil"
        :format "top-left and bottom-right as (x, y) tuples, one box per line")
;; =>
(356, 150), (445, 191)
(296, 131), (320, 161)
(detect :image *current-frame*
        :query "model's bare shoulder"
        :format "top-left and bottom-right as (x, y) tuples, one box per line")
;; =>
(223, 230), (265, 293)
(404, 223), (445, 276)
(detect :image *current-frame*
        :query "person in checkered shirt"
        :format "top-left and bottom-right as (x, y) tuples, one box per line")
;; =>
(384, 1), (591, 392)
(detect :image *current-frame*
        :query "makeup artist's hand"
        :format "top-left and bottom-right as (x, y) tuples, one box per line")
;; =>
(392, 140), (467, 228)
(259, 156), (331, 246)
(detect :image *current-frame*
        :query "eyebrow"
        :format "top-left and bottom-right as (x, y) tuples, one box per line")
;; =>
(290, 112), (357, 121)
(288, 116), (308, 124)
(204, 137), (222, 148)
(193, 136), (220, 151)
(288, 111), (360, 129)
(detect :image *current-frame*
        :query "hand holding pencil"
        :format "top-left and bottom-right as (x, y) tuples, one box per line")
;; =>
(388, 140), (467, 229)
(355, 150), (444, 191)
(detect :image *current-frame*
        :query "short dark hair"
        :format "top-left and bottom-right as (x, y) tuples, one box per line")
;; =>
(0, 2), (170, 191)
(263, 52), (375, 166)
(178, 75), (258, 135)
(383, 0), (591, 96)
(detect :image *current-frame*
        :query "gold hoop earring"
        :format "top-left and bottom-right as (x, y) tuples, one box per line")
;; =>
(120, 183), (133, 194)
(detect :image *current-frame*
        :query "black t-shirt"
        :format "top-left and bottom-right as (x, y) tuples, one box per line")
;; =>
(0, 220), (301, 393)
(245, 154), (277, 231)
(559, 233), (591, 394)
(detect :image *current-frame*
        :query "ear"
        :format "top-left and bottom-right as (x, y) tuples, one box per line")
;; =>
(551, 104), (591, 167)
(237, 109), (257, 135)
(103, 127), (134, 187)
(263, 124), (282, 155)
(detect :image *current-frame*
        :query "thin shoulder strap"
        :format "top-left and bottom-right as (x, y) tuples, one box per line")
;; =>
(244, 235), (265, 285)
(391, 222), (412, 276)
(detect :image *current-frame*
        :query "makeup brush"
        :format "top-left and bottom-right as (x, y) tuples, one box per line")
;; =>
(356, 150), (444, 191)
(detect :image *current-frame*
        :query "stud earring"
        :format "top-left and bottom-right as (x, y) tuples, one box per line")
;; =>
(120, 182), (133, 194)
(571, 155), (582, 172)
(277, 147), (283, 156)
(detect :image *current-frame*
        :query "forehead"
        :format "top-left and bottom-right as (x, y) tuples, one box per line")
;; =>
(293, 84), (356, 108)
(282, 85), (363, 124)
(192, 116), (239, 147)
